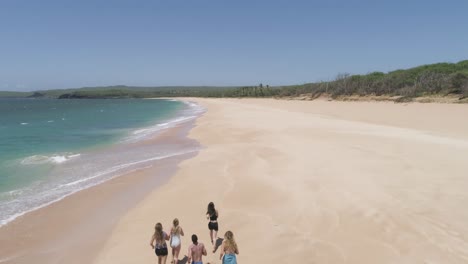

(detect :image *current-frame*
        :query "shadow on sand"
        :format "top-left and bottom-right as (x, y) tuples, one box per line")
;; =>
(177, 256), (188, 264)
(212, 237), (224, 253)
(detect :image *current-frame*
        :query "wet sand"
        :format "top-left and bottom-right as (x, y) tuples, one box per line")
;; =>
(0, 122), (198, 264)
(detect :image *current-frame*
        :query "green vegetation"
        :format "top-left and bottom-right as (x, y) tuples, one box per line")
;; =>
(1, 60), (467, 102)
(274, 60), (468, 100)
(54, 86), (244, 98)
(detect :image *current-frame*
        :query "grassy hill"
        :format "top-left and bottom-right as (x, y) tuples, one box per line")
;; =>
(1, 60), (467, 102)
(275, 60), (468, 101)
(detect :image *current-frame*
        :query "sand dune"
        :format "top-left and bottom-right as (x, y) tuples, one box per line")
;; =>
(94, 99), (468, 263)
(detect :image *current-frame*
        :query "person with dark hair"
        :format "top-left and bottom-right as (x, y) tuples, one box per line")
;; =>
(206, 202), (219, 245)
(150, 222), (170, 264)
(187, 234), (207, 264)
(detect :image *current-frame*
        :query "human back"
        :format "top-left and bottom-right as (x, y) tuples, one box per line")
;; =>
(170, 227), (181, 247)
(220, 231), (239, 264)
(170, 218), (183, 248)
(188, 234), (207, 264)
(150, 222), (169, 264)
(170, 218), (184, 264)
(206, 202), (219, 247)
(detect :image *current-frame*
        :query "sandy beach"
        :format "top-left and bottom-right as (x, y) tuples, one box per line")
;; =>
(2, 98), (468, 263)
(93, 98), (468, 263)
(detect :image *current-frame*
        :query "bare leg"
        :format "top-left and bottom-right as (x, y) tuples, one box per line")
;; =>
(210, 230), (214, 244)
(161, 255), (168, 264)
(171, 247), (175, 263)
(174, 245), (181, 264)
(158, 256), (162, 264)
(213, 229), (219, 252)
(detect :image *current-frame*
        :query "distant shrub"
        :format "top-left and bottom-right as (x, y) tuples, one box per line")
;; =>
(451, 72), (468, 88)
(462, 81), (468, 98)
(395, 86), (419, 97)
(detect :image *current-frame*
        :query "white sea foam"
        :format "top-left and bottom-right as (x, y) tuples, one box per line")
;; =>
(58, 150), (195, 188)
(1, 99), (204, 228)
(20, 122), (28, 125)
(49, 156), (67, 163)
(0, 149), (197, 227)
(8, 189), (25, 196)
(0, 188), (29, 199)
(21, 153), (81, 165)
(0, 255), (19, 263)
(125, 100), (205, 142)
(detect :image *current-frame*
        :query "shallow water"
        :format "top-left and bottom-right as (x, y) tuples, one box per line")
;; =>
(0, 98), (203, 226)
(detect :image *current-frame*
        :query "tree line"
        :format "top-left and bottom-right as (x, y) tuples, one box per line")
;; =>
(274, 60), (468, 100)
(2, 60), (468, 101)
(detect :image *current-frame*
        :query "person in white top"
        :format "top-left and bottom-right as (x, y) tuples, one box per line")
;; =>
(169, 218), (184, 264)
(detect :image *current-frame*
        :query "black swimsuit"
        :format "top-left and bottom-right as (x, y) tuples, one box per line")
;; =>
(155, 232), (168, 256)
(208, 212), (219, 231)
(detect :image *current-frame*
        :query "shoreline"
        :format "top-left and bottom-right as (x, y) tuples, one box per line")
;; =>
(95, 98), (468, 263)
(0, 111), (201, 263)
(0, 98), (202, 228)
(2, 98), (468, 263)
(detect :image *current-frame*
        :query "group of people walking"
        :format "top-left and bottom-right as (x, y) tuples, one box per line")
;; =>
(150, 202), (239, 264)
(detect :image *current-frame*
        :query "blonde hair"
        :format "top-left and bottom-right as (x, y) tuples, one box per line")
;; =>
(154, 223), (164, 245)
(172, 218), (181, 235)
(224, 231), (238, 253)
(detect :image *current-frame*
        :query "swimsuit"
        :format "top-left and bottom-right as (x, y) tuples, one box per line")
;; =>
(155, 246), (168, 257)
(208, 213), (218, 231)
(171, 233), (181, 248)
(222, 253), (237, 264)
(155, 231), (168, 256)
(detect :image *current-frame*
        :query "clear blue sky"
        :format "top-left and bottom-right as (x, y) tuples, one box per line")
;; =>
(1, 0), (467, 91)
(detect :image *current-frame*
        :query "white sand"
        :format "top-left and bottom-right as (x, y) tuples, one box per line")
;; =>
(94, 98), (468, 263)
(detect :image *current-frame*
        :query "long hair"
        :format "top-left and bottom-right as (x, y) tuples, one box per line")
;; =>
(154, 223), (164, 245)
(173, 218), (181, 235)
(207, 202), (216, 216)
(224, 231), (238, 252)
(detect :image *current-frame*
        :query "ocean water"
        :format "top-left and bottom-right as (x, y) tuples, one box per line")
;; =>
(0, 98), (203, 226)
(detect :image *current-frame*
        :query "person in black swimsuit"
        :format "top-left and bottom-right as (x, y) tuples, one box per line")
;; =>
(206, 202), (219, 246)
(150, 222), (170, 264)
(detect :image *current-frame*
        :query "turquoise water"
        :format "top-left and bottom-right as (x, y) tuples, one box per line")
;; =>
(0, 98), (202, 225)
